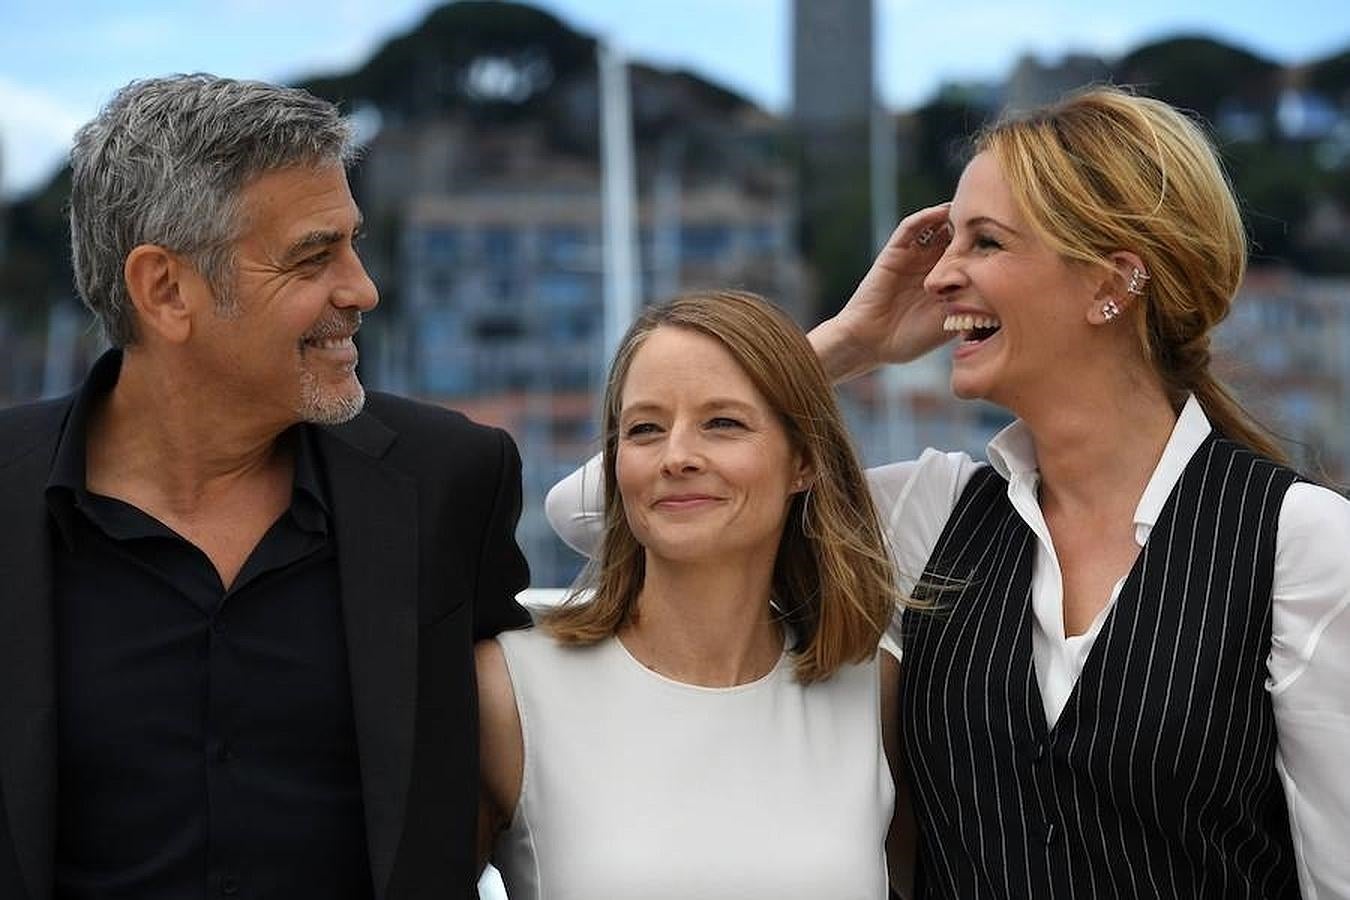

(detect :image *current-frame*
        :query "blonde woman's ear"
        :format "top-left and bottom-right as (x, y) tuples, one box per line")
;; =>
(1089, 297), (1123, 325)
(1087, 251), (1148, 325)
(1105, 251), (1148, 298)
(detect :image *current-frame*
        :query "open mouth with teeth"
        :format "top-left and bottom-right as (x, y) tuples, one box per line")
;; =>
(943, 313), (1002, 344)
(301, 335), (355, 351)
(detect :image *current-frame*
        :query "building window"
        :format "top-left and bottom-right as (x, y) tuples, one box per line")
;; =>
(482, 227), (519, 268)
(680, 225), (732, 263)
(421, 227), (462, 264)
(540, 226), (591, 268)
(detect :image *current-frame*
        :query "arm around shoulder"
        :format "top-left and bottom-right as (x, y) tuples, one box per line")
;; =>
(879, 648), (916, 898)
(544, 451), (605, 558)
(476, 638), (524, 871)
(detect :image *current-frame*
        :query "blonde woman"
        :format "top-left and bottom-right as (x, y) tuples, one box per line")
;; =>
(807, 87), (1349, 898)
(478, 291), (915, 898)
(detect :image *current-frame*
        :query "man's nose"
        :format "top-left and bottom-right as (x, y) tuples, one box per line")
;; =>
(334, 250), (379, 311)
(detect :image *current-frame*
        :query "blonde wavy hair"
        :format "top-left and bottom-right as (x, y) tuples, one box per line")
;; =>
(978, 85), (1289, 463)
(543, 290), (901, 683)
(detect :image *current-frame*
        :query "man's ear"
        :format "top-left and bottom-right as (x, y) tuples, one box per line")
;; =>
(123, 244), (199, 344)
(1086, 251), (1148, 326)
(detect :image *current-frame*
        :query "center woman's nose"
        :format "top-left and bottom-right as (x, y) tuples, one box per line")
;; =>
(659, 422), (705, 476)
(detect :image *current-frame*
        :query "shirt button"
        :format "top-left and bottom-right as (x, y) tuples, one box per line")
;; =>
(221, 874), (239, 895)
(210, 618), (226, 635)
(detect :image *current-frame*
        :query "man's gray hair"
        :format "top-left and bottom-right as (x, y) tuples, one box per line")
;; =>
(70, 74), (357, 346)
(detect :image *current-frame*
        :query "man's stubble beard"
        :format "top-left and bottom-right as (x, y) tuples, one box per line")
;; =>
(298, 366), (366, 425)
(297, 308), (366, 425)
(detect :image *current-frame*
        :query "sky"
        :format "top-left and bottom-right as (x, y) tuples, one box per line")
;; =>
(1, 0), (1347, 198)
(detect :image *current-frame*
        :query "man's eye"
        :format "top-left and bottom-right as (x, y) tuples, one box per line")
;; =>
(302, 250), (332, 267)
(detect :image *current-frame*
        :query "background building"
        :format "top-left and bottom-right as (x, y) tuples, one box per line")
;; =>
(792, 0), (877, 320)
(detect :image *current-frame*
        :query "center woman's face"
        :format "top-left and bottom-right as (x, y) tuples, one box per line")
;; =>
(615, 326), (805, 569)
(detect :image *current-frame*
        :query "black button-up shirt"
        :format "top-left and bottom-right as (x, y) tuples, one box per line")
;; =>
(46, 352), (373, 899)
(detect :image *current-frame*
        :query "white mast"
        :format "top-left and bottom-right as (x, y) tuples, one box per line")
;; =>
(598, 42), (641, 366)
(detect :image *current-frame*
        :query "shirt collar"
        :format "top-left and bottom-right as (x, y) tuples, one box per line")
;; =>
(290, 424), (331, 534)
(986, 417), (1038, 482)
(45, 348), (123, 497)
(1131, 395), (1211, 530)
(985, 394), (1213, 533)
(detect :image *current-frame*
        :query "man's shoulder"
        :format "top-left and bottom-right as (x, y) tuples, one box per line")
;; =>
(331, 392), (519, 480)
(0, 395), (72, 468)
(360, 391), (507, 446)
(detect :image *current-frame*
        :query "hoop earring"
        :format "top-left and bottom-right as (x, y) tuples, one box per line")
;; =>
(796, 485), (817, 539)
(1126, 268), (1150, 296)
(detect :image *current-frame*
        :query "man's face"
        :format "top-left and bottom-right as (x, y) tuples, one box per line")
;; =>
(192, 162), (379, 427)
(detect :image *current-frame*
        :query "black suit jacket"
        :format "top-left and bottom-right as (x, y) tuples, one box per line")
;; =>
(0, 384), (531, 900)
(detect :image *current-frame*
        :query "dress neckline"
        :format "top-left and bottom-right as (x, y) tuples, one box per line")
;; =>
(609, 633), (791, 694)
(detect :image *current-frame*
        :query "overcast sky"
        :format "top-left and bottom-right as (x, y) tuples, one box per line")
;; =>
(1, 0), (1346, 197)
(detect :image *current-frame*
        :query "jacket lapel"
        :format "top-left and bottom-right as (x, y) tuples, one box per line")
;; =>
(0, 403), (67, 900)
(317, 411), (418, 900)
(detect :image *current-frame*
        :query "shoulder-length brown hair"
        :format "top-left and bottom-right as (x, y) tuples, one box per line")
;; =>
(543, 290), (900, 683)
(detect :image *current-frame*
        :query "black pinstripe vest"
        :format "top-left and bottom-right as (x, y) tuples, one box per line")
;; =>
(899, 434), (1302, 899)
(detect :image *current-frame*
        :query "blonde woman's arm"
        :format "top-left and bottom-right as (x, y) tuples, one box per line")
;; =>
(1268, 483), (1350, 896)
(544, 453), (605, 558)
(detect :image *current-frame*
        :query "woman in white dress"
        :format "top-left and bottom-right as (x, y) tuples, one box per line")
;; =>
(549, 88), (1350, 898)
(477, 291), (916, 899)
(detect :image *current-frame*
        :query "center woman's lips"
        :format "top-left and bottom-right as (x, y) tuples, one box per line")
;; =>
(653, 494), (721, 510)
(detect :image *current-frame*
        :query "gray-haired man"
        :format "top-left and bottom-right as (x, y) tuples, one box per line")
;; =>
(0, 74), (530, 899)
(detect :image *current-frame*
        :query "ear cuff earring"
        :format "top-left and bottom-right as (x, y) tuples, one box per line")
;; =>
(1127, 268), (1150, 296)
(1101, 298), (1122, 322)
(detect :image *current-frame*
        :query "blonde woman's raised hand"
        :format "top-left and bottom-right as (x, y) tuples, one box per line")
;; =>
(809, 204), (953, 383)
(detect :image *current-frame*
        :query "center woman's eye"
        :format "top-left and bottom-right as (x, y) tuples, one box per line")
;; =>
(625, 422), (660, 438)
(707, 417), (744, 429)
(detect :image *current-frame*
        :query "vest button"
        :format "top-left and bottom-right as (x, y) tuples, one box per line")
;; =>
(1032, 741), (1046, 761)
(1043, 822), (1058, 845)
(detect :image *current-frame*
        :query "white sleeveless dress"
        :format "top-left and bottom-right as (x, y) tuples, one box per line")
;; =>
(492, 627), (893, 900)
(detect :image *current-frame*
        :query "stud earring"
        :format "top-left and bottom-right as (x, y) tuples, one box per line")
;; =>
(1126, 268), (1150, 296)
(1101, 298), (1121, 322)
(915, 226), (935, 247)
